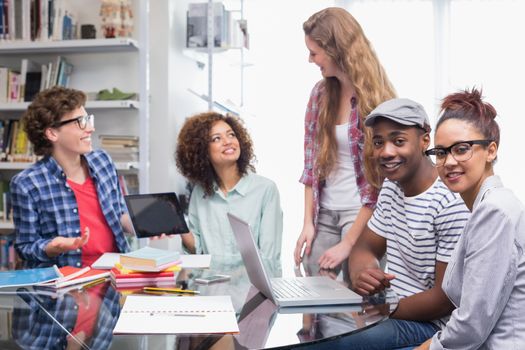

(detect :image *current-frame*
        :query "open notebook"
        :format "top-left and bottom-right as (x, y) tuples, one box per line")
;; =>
(113, 295), (239, 334)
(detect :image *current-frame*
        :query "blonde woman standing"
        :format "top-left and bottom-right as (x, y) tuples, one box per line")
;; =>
(294, 7), (396, 278)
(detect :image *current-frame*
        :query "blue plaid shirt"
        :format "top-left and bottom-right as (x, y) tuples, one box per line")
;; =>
(11, 149), (130, 267)
(12, 283), (121, 350)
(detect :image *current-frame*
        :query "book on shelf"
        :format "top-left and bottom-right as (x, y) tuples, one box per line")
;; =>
(0, 57), (74, 104)
(7, 70), (20, 103)
(19, 58), (40, 102)
(99, 134), (139, 147)
(186, 2), (248, 49)
(120, 246), (180, 269)
(0, 234), (15, 271)
(0, 67), (8, 104)
(0, 0), (78, 42)
(187, 2), (226, 48)
(0, 180), (9, 217)
(0, 120), (36, 163)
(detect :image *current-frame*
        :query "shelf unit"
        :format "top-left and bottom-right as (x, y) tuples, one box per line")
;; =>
(0, 0), (150, 234)
(185, 0), (247, 112)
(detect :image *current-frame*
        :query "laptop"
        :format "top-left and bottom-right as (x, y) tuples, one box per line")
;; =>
(124, 192), (189, 238)
(227, 213), (363, 307)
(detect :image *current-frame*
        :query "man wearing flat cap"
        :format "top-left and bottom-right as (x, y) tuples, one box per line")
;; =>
(313, 98), (471, 349)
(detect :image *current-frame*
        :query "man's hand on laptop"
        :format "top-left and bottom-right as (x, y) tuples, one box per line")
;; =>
(351, 268), (395, 296)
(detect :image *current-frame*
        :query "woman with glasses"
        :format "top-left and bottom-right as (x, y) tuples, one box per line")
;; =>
(417, 88), (525, 349)
(11, 86), (134, 267)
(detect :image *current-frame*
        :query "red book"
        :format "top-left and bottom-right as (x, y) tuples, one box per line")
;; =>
(110, 267), (176, 280)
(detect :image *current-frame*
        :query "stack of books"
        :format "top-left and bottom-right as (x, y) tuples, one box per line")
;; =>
(110, 247), (181, 289)
(99, 134), (139, 163)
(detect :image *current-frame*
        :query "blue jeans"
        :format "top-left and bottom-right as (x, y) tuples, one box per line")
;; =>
(300, 319), (438, 350)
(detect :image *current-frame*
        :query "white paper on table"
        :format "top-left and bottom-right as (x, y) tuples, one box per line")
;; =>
(113, 295), (239, 334)
(180, 254), (211, 268)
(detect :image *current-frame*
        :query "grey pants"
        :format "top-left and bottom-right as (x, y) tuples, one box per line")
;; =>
(303, 207), (359, 282)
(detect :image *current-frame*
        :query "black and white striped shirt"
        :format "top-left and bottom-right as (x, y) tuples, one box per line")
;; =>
(369, 178), (470, 327)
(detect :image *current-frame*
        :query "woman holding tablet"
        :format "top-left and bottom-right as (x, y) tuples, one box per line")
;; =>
(176, 112), (283, 268)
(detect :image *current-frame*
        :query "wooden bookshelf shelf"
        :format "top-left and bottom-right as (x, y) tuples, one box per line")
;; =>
(0, 220), (14, 231)
(0, 38), (139, 54)
(0, 162), (32, 170)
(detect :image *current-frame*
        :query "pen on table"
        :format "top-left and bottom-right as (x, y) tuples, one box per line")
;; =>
(142, 287), (200, 294)
(81, 277), (108, 290)
(148, 312), (206, 317)
(143, 290), (183, 296)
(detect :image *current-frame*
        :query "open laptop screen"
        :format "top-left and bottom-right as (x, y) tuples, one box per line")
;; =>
(124, 192), (189, 238)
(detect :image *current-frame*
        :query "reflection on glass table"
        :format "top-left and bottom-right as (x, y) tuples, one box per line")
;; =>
(9, 282), (120, 350)
(3, 255), (398, 349)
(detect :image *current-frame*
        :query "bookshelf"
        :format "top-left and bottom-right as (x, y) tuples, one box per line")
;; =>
(184, 0), (248, 113)
(0, 0), (150, 233)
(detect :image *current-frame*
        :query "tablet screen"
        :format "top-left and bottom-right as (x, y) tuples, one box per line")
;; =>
(124, 192), (189, 238)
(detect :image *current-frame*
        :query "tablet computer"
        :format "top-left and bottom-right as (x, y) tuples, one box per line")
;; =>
(124, 192), (189, 238)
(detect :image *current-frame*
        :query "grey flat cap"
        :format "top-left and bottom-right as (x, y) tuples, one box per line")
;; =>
(365, 98), (430, 129)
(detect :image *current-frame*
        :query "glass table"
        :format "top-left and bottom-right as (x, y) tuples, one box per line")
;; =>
(1, 257), (398, 349)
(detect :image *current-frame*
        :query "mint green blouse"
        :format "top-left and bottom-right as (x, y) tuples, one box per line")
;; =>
(187, 173), (283, 268)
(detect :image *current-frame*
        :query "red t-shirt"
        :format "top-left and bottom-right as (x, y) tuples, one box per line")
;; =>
(67, 177), (118, 267)
(69, 283), (108, 342)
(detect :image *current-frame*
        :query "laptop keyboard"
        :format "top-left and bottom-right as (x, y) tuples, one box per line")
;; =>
(272, 278), (320, 298)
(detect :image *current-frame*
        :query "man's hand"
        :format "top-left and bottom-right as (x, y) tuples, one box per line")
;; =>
(45, 227), (90, 257)
(318, 240), (352, 270)
(352, 267), (395, 296)
(294, 224), (315, 266)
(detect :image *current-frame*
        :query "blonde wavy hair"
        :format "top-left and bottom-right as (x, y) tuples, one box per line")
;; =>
(303, 7), (396, 189)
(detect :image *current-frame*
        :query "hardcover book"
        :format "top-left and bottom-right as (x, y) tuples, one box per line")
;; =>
(119, 246), (180, 268)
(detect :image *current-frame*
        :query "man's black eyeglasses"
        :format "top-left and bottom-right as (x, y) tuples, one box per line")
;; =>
(54, 114), (94, 130)
(425, 139), (494, 167)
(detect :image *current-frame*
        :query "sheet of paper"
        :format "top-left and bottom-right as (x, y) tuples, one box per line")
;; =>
(113, 295), (239, 334)
(180, 254), (211, 268)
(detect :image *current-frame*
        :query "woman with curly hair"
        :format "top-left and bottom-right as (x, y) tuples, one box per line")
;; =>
(294, 7), (396, 277)
(176, 112), (283, 266)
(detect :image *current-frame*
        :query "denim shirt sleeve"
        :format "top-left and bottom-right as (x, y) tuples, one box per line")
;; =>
(431, 204), (518, 350)
(11, 176), (53, 262)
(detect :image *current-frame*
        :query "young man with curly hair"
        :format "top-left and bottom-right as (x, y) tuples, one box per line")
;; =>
(176, 112), (283, 269)
(10, 86), (133, 267)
